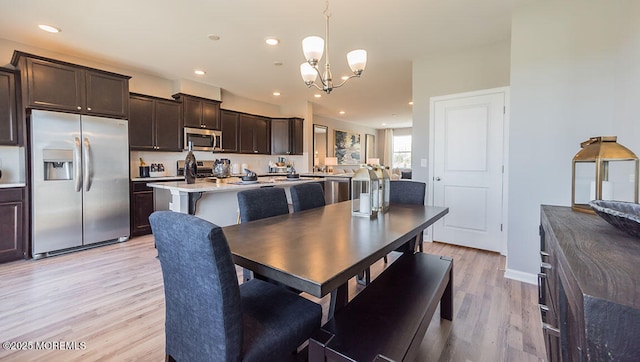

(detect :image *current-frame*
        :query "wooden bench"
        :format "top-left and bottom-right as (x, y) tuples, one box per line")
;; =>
(309, 252), (453, 362)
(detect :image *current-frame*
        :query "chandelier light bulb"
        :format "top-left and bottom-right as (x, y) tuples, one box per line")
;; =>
(300, 63), (318, 84)
(302, 36), (324, 65)
(347, 49), (367, 74)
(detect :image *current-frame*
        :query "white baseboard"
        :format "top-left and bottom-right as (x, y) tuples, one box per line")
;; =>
(504, 268), (538, 285)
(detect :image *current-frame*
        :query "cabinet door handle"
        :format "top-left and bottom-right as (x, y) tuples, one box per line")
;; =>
(540, 251), (549, 257)
(539, 304), (549, 312)
(77, 106), (82, 110)
(87, 107), (92, 111)
(541, 262), (552, 270)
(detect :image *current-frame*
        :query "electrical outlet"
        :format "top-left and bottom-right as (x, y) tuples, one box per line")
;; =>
(420, 158), (427, 167)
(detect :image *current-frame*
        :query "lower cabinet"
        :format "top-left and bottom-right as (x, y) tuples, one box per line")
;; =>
(131, 181), (154, 236)
(0, 188), (26, 263)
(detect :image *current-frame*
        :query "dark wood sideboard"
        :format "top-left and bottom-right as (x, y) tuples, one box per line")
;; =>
(539, 205), (640, 361)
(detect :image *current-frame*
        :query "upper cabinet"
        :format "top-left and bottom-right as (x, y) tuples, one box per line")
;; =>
(172, 93), (221, 130)
(239, 114), (270, 154)
(220, 110), (239, 153)
(0, 68), (18, 145)
(11, 51), (130, 119)
(129, 93), (182, 151)
(271, 117), (304, 155)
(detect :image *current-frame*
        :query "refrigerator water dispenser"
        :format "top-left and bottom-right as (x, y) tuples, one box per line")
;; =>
(43, 149), (73, 181)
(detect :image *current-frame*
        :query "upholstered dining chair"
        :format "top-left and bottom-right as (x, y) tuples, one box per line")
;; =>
(237, 187), (290, 283)
(150, 211), (322, 362)
(388, 180), (427, 255)
(237, 187), (289, 223)
(290, 182), (326, 212)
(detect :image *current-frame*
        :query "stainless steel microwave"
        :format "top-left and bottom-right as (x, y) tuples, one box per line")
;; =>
(184, 127), (222, 152)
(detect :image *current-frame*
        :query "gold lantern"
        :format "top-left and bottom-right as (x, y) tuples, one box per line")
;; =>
(351, 166), (379, 218)
(572, 136), (639, 213)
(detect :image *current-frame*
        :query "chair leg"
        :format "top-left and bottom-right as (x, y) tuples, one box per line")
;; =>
(383, 255), (388, 263)
(166, 354), (176, 362)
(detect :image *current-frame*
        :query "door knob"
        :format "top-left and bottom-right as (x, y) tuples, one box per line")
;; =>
(435, 177), (441, 181)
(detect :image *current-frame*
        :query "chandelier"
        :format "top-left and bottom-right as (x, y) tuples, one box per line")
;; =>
(300, 1), (367, 94)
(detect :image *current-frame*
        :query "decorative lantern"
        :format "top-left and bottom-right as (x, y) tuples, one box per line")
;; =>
(351, 166), (379, 218)
(572, 136), (639, 213)
(371, 164), (390, 213)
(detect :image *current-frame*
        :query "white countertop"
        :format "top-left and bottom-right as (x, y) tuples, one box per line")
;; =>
(131, 176), (183, 182)
(300, 172), (354, 178)
(147, 176), (322, 193)
(0, 183), (26, 188)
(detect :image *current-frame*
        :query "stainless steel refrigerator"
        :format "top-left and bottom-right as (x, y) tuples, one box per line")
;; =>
(30, 110), (130, 257)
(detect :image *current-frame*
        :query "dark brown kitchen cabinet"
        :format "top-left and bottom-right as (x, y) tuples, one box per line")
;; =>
(539, 205), (640, 361)
(172, 93), (221, 130)
(129, 93), (182, 151)
(239, 114), (270, 154)
(220, 109), (239, 153)
(0, 68), (18, 145)
(11, 51), (130, 119)
(130, 181), (154, 237)
(0, 188), (26, 263)
(271, 117), (304, 155)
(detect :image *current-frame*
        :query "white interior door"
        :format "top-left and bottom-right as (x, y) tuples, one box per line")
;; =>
(430, 90), (506, 253)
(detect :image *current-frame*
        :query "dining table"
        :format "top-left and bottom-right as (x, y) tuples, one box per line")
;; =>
(222, 201), (449, 317)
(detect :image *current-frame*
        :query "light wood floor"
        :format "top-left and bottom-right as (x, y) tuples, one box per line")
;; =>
(0, 236), (546, 361)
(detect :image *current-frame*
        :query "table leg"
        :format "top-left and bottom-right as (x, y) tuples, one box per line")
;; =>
(440, 256), (454, 321)
(328, 283), (349, 319)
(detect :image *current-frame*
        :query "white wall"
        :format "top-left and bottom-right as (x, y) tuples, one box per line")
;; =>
(507, 1), (640, 278)
(412, 41), (512, 183)
(313, 114), (378, 171)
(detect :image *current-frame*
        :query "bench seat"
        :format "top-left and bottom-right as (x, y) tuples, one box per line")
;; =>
(309, 252), (453, 362)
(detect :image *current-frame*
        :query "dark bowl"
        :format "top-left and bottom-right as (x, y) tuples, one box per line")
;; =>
(286, 173), (300, 179)
(589, 200), (640, 239)
(241, 175), (258, 182)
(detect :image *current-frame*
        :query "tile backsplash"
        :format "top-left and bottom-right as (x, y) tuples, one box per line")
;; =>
(130, 150), (307, 178)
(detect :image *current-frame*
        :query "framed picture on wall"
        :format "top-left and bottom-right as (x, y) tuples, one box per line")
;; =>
(334, 129), (361, 164)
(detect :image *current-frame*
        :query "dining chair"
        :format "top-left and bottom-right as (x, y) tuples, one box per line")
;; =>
(290, 182), (326, 212)
(237, 187), (289, 222)
(361, 180), (428, 285)
(388, 180), (427, 255)
(237, 187), (291, 284)
(150, 211), (322, 362)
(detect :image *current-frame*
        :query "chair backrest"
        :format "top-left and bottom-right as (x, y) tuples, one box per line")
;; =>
(389, 180), (426, 205)
(149, 211), (243, 361)
(237, 187), (289, 223)
(290, 182), (326, 212)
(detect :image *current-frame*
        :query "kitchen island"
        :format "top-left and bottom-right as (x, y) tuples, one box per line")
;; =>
(147, 176), (323, 226)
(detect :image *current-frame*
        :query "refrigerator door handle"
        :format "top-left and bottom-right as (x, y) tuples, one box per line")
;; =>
(74, 137), (83, 192)
(83, 137), (93, 192)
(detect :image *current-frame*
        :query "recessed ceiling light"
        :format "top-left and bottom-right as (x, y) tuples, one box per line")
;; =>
(409, 101), (414, 105)
(38, 24), (61, 33)
(382, 123), (387, 126)
(207, 34), (220, 41)
(194, 70), (206, 75)
(273, 92), (281, 96)
(314, 94), (322, 98)
(265, 38), (280, 46)
(273, 61), (283, 66)
(339, 111), (345, 115)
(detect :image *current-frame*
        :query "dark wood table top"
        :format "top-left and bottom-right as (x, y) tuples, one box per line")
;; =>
(223, 201), (449, 298)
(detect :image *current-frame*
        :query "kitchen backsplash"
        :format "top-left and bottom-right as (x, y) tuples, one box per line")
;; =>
(0, 146), (25, 184)
(130, 151), (306, 179)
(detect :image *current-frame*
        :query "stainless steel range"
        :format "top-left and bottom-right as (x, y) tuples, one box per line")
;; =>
(177, 160), (214, 178)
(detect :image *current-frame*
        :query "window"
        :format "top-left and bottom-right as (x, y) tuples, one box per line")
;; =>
(392, 135), (412, 169)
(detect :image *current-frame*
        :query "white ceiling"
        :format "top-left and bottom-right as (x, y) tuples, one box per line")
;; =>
(0, 0), (520, 129)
